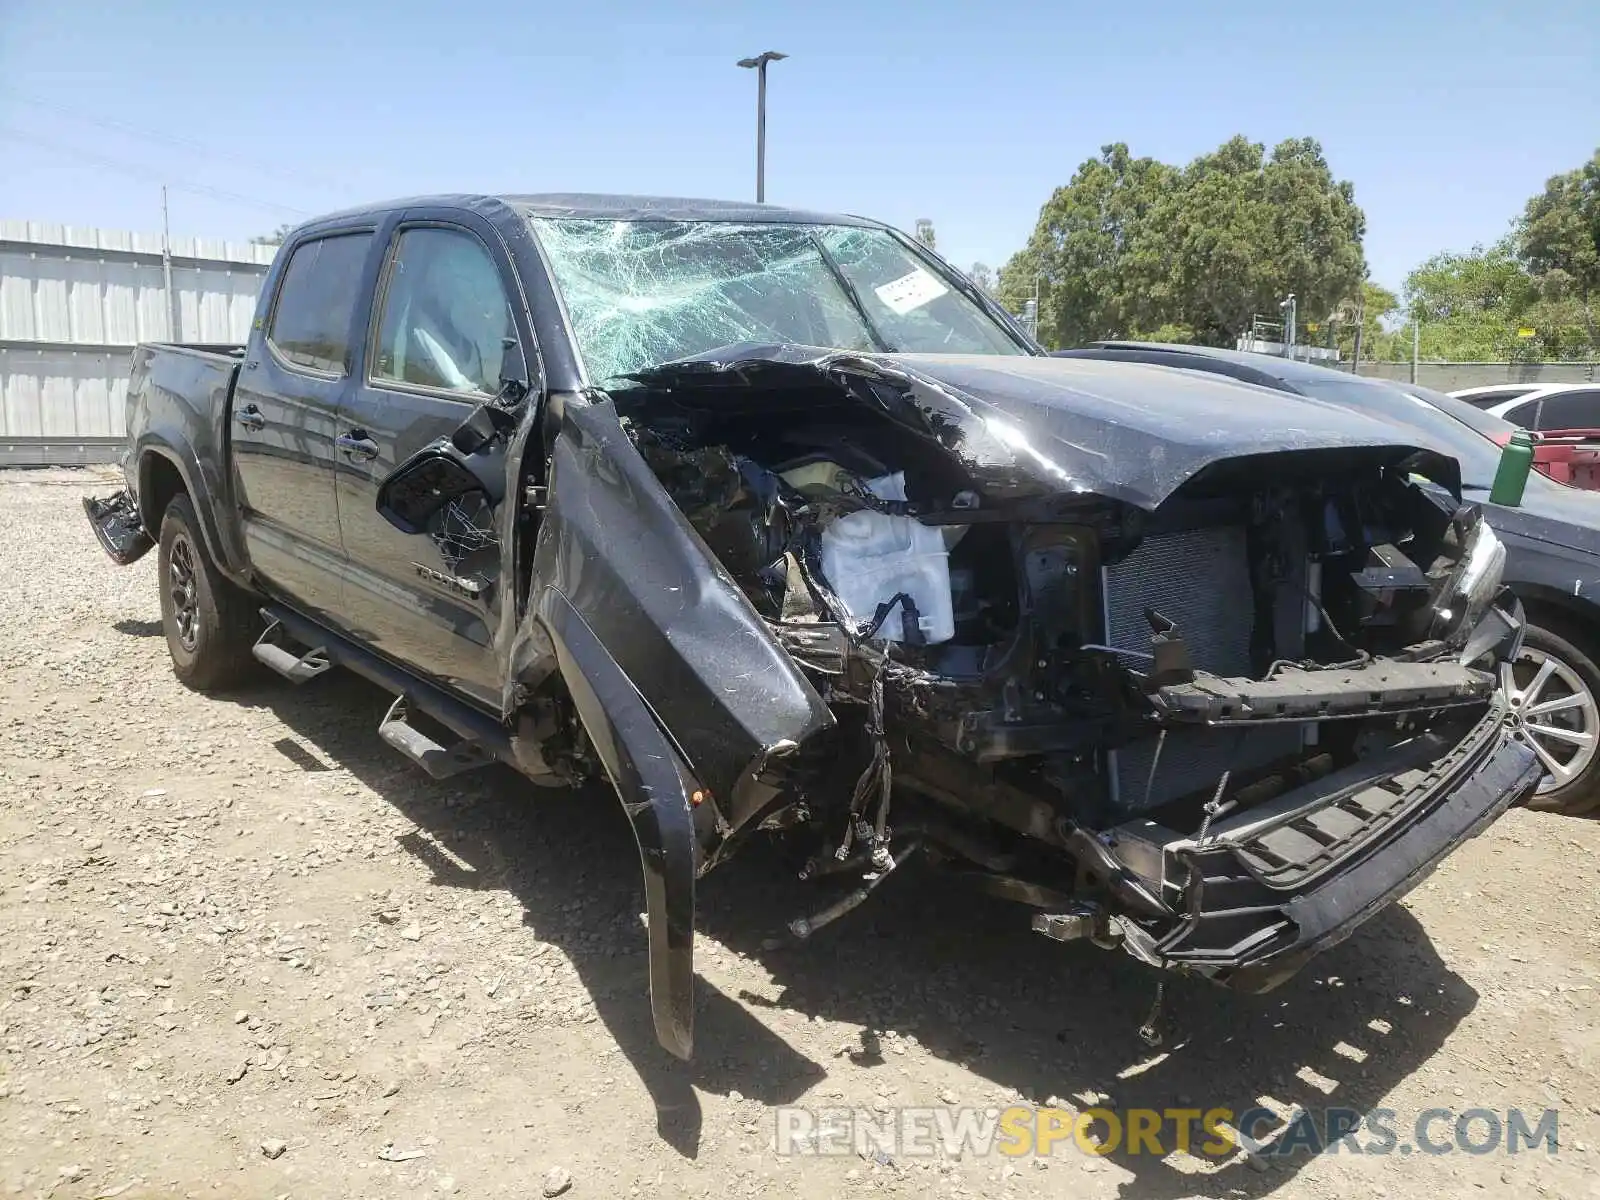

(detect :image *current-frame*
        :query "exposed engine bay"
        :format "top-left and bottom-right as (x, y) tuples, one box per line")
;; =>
(602, 349), (1529, 1008)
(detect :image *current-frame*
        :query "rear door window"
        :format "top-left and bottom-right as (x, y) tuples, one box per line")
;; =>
(1528, 389), (1600, 431)
(1462, 387), (1538, 407)
(1502, 398), (1542, 429)
(266, 233), (374, 375)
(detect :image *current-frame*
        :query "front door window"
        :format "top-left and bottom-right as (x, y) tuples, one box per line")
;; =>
(371, 227), (517, 396)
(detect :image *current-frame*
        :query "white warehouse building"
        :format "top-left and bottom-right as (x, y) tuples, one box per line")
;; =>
(0, 220), (277, 466)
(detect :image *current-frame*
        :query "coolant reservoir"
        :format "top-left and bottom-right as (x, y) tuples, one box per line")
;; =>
(819, 473), (955, 644)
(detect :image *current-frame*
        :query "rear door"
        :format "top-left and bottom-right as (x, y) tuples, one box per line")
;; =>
(334, 218), (527, 705)
(232, 231), (374, 616)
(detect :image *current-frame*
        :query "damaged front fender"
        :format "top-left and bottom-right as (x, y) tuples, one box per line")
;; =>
(495, 393), (837, 1059)
(537, 587), (700, 1059)
(515, 396), (835, 822)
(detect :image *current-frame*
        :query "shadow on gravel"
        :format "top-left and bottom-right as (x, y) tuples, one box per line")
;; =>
(113, 617), (164, 638)
(229, 671), (823, 1157)
(699, 845), (1476, 1198)
(232, 670), (1478, 1191)
(270, 736), (332, 772)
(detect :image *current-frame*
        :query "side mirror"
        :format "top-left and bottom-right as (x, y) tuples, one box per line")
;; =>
(450, 337), (531, 454)
(499, 336), (529, 397)
(377, 438), (504, 534)
(451, 402), (521, 455)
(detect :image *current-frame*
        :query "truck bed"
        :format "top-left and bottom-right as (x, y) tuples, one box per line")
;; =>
(126, 342), (245, 466)
(144, 341), (248, 357)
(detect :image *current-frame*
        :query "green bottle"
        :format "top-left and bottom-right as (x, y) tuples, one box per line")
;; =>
(1489, 430), (1535, 507)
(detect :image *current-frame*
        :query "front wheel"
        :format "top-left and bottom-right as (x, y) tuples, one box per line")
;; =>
(157, 494), (260, 691)
(1505, 621), (1600, 816)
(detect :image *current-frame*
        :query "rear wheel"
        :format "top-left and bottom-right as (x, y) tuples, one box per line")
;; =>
(1505, 620), (1600, 816)
(157, 494), (259, 691)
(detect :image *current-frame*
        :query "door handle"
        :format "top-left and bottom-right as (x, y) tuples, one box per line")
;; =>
(336, 431), (380, 462)
(235, 404), (265, 432)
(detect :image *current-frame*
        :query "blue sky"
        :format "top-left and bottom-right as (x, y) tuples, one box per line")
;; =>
(2, 0), (1597, 296)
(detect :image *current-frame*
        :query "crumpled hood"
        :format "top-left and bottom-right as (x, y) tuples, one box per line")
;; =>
(633, 345), (1458, 510)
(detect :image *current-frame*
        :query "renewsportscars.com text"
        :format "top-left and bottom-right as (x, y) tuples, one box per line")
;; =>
(773, 1104), (1560, 1160)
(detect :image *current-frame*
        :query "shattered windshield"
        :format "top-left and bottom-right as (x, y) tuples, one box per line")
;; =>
(529, 218), (1027, 383)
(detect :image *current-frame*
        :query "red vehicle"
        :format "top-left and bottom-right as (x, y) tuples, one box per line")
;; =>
(1487, 429), (1600, 490)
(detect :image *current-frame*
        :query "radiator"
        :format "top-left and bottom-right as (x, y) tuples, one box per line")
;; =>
(1104, 525), (1306, 813)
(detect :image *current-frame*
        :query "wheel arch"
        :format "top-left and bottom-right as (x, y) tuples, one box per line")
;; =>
(137, 449), (188, 531)
(1512, 584), (1600, 654)
(134, 442), (252, 586)
(1506, 587), (1600, 814)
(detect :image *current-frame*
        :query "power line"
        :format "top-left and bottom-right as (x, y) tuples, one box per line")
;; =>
(1, 89), (347, 194)
(0, 126), (310, 218)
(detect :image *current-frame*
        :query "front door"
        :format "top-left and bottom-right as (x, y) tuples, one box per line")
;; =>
(231, 231), (373, 617)
(334, 221), (525, 705)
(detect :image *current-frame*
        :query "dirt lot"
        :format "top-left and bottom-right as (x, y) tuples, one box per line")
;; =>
(2, 468), (1598, 1199)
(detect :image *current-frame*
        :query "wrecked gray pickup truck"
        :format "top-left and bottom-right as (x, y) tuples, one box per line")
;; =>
(85, 194), (1541, 1058)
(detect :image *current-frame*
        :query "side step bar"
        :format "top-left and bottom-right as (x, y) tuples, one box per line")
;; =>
(379, 696), (494, 779)
(259, 605), (524, 778)
(252, 619), (332, 683)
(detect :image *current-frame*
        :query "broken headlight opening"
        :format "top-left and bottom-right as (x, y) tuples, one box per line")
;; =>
(599, 348), (1537, 1023)
(1427, 507), (1512, 663)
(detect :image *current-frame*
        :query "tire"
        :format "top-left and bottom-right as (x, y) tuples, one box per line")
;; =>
(1509, 618), (1600, 816)
(156, 493), (260, 691)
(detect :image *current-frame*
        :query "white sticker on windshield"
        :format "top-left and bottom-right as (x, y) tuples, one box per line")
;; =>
(874, 268), (948, 315)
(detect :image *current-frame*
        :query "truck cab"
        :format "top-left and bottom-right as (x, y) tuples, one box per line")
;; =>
(224, 203), (542, 702)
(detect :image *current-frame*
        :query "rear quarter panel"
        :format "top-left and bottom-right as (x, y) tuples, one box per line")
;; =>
(126, 344), (252, 580)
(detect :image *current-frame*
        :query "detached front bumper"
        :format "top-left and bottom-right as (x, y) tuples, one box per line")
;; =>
(83, 490), (154, 566)
(1105, 701), (1541, 992)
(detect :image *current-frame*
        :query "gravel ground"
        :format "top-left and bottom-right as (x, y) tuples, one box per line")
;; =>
(2, 467), (1598, 1200)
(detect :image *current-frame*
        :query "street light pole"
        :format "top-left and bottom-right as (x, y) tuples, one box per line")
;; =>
(737, 51), (787, 203)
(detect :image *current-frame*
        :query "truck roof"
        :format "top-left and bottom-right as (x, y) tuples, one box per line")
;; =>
(508, 194), (883, 226)
(297, 193), (885, 230)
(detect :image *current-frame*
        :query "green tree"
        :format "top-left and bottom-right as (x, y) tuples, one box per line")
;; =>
(1519, 148), (1600, 352)
(1335, 280), (1399, 361)
(251, 223), (294, 246)
(1142, 322), (1197, 344)
(1372, 148), (1600, 363)
(967, 262), (994, 295)
(999, 137), (1365, 349)
(997, 143), (1177, 347)
(913, 219), (937, 250)
(1402, 240), (1542, 360)
(1162, 136), (1367, 345)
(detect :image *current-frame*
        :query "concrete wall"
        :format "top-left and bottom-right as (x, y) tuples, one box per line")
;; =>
(0, 221), (277, 465)
(1355, 361), (1600, 391)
